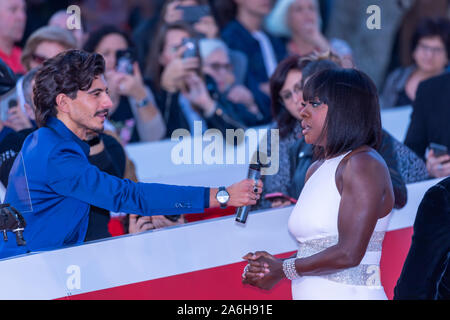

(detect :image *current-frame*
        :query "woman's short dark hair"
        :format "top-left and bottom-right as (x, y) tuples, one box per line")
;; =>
(83, 25), (134, 53)
(303, 68), (382, 159)
(270, 55), (311, 138)
(411, 16), (450, 59)
(33, 49), (105, 127)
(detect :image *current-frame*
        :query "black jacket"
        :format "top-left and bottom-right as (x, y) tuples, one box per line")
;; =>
(394, 177), (450, 300)
(405, 73), (450, 159)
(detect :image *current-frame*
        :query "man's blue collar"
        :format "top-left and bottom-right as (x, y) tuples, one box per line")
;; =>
(46, 117), (90, 156)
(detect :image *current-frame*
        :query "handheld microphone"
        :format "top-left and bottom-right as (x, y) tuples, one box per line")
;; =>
(235, 163), (261, 224)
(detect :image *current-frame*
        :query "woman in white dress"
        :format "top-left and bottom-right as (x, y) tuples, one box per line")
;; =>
(242, 68), (395, 300)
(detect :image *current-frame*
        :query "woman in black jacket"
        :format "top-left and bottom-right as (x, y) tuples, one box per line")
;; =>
(394, 177), (450, 300)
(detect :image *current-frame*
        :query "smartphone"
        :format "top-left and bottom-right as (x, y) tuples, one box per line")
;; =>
(0, 88), (18, 121)
(430, 142), (448, 157)
(115, 49), (136, 75)
(177, 5), (211, 24)
(264, 192), (297, 204)
(181, 38), (199, 59)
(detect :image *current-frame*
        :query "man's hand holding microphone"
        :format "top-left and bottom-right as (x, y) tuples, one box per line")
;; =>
(209, 179), (263, 210)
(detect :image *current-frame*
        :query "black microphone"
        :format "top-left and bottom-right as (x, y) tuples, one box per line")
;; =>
(235, 163), (261, 224)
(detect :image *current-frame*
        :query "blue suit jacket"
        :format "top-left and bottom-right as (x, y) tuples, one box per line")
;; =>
(0, 117), (208, 259)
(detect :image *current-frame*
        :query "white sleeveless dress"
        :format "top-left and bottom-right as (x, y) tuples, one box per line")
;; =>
(287, 152), (391, 300)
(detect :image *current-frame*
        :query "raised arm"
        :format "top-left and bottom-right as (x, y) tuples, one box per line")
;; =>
(48, 141), (262, 216)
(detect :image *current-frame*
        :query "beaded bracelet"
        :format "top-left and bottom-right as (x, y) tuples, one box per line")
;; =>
(282, 258), (301, 280)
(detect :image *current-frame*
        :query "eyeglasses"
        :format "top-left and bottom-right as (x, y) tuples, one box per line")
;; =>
(31, 53), (49, 65)
(417, 43), (446, 55)
(206, 62), (232, 73)
(280, 81), (303, 105)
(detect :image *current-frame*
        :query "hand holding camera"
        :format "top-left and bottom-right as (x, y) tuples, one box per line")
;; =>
(1, 96), (33, 132)
(182, 73), (216, 115)
(117, 62), (147, 101)
(427, 143), (450, 178)
(161, 41), (200, 93)
(111, 49), (147, 101)
(193, 15), (219, 39)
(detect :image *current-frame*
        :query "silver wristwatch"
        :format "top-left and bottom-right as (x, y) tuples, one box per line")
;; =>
(216, 186), (230, 209)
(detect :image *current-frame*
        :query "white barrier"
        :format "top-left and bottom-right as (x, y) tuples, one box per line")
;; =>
(126, 139), (250, 187)
(125, 130), (267, 187)
(0, 178), (442, 300)
(380, 105), (412, 142)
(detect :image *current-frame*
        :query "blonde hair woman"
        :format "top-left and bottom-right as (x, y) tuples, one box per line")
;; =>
(21, 26), (77, 72)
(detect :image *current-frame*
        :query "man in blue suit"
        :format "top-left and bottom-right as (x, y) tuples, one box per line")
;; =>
(0, 50), (262, 259)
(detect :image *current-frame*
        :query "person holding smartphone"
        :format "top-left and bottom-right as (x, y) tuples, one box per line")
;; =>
(426, 144), (450, 178)
(145, 22), (246, 138)
(405, 71), (450, 178)
(163, 0), (218, 39)
(83, 25), (166, 145)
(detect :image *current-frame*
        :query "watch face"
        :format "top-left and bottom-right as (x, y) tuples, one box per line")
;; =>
(217, 190), (229, 204)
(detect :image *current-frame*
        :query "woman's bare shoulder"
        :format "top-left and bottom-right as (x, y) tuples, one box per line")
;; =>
(342, 146), (387, 171)
(336, 146), (390, 193)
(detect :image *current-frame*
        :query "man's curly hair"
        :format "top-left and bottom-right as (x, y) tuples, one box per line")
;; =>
(33, 49), (105, 127)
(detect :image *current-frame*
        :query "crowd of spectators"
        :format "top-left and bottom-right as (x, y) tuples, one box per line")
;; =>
(0, 0), (448, 254)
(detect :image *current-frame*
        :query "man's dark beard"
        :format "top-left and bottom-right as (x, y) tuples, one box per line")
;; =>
(86, 109), (109, 140)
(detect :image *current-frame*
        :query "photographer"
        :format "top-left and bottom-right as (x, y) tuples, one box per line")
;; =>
(199, 38), (264, 127)
(133, 0), (219, 73)
(145, 22), (246, 138)
(163, 0), (218, 39)
(83, 25), (166, 145)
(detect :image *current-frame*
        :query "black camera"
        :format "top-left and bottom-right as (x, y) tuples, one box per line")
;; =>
(0, 203), (26, 246)
(177, 5), (211, 25)
(181, 38), (199, 59)
(115, 49), (137, 75)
